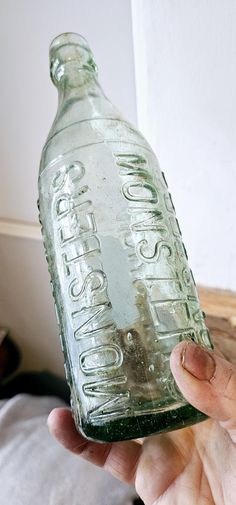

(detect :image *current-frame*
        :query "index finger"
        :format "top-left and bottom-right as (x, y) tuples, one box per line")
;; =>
(48, 408), (142, 485)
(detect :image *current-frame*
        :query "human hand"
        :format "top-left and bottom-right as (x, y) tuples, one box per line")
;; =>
(48, 341), (236, 505)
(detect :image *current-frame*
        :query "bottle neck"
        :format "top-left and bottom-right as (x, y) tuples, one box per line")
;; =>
(57, 68), (105, 106)
(50, 66), (121, 136)
(48, 33), (122, 135)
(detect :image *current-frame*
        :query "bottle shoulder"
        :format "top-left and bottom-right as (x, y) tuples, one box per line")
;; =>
(39, 116), (153, 176)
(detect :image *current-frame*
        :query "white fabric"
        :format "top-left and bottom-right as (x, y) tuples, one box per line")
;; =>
(0, 394), (136, 505)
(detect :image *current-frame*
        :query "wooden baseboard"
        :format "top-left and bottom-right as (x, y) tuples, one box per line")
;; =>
(0, 218), (41, 240)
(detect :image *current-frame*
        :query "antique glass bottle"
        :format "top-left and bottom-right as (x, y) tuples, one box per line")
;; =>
(38, 33), (213, 443)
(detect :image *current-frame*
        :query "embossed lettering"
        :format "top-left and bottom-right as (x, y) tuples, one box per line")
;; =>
(84, 375), (131, 421)
(52, 161), (85, 192)
(169, 217), (182, 237)
(136, 239), (173, 264)
(72, 302), (113, 339)
(122, 181), (158, 204)
(115, 153), (147, 174)
(69, 270), (107, 302)
(164, 192), (175, 213)
(130, 210), (165, 233)
(79, 344), (123, 375)
(62, 236), (101, 276)
(175, 238), (188, 260)
(150, 300), (191, 331)
(136, 277), (183, 301)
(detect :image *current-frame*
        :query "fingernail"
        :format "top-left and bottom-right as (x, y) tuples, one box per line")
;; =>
(181, 342), (216, 381)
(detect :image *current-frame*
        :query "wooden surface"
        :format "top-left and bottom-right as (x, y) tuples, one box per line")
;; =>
(198, 286), (236, 366)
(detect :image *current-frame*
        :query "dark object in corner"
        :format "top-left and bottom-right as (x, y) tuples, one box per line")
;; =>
(0, 370), (70, 404)
(0, 329), (22, 380)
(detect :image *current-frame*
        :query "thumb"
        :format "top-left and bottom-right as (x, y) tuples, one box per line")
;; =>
(170, 341), (236, 442)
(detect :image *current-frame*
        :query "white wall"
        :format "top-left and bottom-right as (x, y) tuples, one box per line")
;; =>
(131, 0), (236, 291)
(0, 0), (136, 374)
(0, 0), (136, 223)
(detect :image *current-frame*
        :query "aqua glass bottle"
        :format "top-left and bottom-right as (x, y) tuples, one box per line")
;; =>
(38, 33), (213, 442)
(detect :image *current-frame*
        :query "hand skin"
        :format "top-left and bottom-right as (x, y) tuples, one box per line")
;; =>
(48, 341), (236, 505)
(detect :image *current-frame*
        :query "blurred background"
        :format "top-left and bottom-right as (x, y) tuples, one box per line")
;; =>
(0, 0), (235, 375)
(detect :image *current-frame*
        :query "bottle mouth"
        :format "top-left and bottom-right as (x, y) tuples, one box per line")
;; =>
(50, 32), (89, 53)
(50, 32), (97, 84)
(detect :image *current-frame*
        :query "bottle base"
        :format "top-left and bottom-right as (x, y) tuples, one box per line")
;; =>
(77, 403), (208, 443)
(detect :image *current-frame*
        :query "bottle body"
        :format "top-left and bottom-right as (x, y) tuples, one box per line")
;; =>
(38, 34), (212, 442)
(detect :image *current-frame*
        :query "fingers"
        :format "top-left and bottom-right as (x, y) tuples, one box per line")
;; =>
(170, 341), (236, 442)
(48, 408), (111, 465)
(48, 408), (141, 484)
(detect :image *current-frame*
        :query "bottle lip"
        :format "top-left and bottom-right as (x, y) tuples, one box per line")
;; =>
(50, 32), (90, 55)
(49, 32), (97, 85)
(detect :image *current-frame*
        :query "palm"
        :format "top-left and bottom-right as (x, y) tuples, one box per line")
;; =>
(134, 418), (234, 505)
(49, 409), (236, 505)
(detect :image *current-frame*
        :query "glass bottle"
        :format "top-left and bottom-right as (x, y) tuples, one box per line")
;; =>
(38, 32), (213, 443)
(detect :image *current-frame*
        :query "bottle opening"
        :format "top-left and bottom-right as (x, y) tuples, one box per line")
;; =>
(50, 32), (89, 53)
(50, 32), (97, 85)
